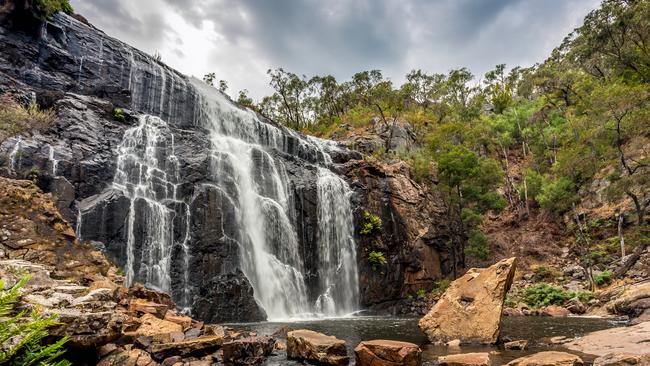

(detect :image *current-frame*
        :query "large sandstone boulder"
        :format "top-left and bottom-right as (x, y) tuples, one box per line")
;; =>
(438, 352), (491, 366)
(565, 321), (650, 356)
(419, 257), (517, 344)
(287, 330), (349, 365)
(605, 282), (650, 321)
(507, 351), (583, 366)
(354, 340), (421, 366)
(222, 336), (275, 365)
(593, 353), (650, 366)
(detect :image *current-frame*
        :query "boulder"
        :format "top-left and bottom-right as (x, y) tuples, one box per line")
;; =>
(287, 330), (349, 365)
(502, 308), (524, 317)
(97, 347), (158, 366)
(504, 340), (528, 350)
(507, 351), (583, 366)
(133, 313), (183, 343)
(438, 352), (491, 366)
(593, 353), (650, 366)
(565, 321), (650, 356)
(419, 258), (517, 344)
(164, 312), (192, 330)
(565, 298), (586, 315)
(150, 335), (224, 360)
(606, 282), (650, 320)
(222, 336), (275, 365)
(129, 299), (169, 319)
(354, 340), (421, 366)
(541, 305), (570, 317)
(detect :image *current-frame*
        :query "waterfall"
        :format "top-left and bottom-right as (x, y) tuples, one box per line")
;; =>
(315, 167), (359, 315)
(111, 115), (191, 298)
(189, 79), (359, 319)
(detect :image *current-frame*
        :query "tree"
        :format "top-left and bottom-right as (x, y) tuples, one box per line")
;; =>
(218, 80), (228, 93)
(237, 89), (254, 108)
(202, 72), (216, 86)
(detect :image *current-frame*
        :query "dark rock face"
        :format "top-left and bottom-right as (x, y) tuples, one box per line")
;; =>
(0, 11), (358, 321)
(345, 160), (454, 313)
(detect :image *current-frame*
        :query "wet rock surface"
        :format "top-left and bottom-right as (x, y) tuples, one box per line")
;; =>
(419, 257), (517, 344)
(287, 329), (350, 365)
(438, 352), (491, 366)
(565, 321), (650, 357)
(506, 351), (583, 366)
(354, 339), (421, 366)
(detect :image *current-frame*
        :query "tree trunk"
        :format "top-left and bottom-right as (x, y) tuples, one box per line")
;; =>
(523, 178), (530, 217)
(618, 213), (626, 264)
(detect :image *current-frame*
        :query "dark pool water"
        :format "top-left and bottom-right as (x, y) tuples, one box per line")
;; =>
(229, 316), (621, 365)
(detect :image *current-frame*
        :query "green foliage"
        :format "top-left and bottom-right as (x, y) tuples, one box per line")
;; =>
(523, 283), (572, 307)
(416, 289), (427, 298)
(431, 279), (451, 295)
(523, 283), (594, 308)
(594, 270), (613, 287)
(113, 108), (125, 122)
(537, 177), (578, 215)
(0, 276), (71, 365)
(466, 230), (490, 260)
(367, 251), (386, 271)
(359, 211), (382, 235)
(34, 0), (73, 19)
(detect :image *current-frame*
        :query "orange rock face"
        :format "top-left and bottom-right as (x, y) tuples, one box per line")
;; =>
(419, 257), (517, 344)
(354, 339), (421, 366)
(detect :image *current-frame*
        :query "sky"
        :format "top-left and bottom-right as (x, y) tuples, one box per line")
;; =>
(69, 0), (601, 100)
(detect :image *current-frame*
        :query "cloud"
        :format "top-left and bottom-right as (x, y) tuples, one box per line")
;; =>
(69, 0), (600, 99)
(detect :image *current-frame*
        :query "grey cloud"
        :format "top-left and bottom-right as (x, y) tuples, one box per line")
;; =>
(70, 0), (600, 96)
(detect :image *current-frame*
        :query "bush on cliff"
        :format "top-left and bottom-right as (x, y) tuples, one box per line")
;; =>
(0, 276), (71, 365)
(34, 0), (74, 19)
(0, 94), (55, 144)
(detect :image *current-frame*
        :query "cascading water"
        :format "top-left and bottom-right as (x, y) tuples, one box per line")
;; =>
(110, 115), (191, 301)
(52, 11), (360, 320)
(315, 167), (359, 316)
(190, 79), (359, 319)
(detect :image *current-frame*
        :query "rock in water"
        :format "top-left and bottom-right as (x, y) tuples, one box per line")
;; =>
(222, 336), (275, 365)
(507, 351), (583, 366)
(593, 353), (650, 366)
(565, 321), (650, 357)
(438, 352), (491, 366)
(287, 330), (349, 365)
(419, 257), (517, 344)
(354, 340), (421, 366)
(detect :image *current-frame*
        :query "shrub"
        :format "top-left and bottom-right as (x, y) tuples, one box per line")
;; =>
(466, 230), (490, 260)
(431, 279), (451, 295)
(532, 265), (554, 282)
(0, 276), (71, 365)
(594, 270), (613, 287)
(0, 94), (55, 144)
(416, 289), (427, 298)
(367, 251), (386, 271)
(113, 108), (125, 122)
(359, 211), (382, 235)
(523, 283), (572, 307)
(537, 176), (578, 215)
(34, 0), (74, 19)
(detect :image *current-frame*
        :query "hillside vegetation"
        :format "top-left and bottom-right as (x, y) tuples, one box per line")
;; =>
(234, 0), (649, 281)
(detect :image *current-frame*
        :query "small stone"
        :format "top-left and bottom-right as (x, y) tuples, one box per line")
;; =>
(439, 352), (491, 366)
(185, 327), (201, 339)
(446, 339), (461, 347)
(504, 340), (528, 350)
(354, 340), (421, 366)
(161, 356), (182, 366)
